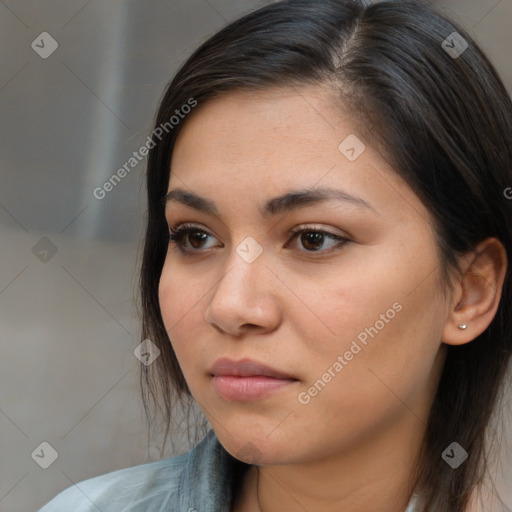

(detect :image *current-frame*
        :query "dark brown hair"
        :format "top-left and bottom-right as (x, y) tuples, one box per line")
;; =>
(138, 1), (512, 510)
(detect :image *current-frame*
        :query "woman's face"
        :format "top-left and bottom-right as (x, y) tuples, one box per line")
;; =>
(159, 86), (450, 465)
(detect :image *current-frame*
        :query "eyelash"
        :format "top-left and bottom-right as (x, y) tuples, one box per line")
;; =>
(167, 223), (350, 256)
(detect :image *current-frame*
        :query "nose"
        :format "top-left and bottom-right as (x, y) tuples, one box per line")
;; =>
(204, 248), (282, 337)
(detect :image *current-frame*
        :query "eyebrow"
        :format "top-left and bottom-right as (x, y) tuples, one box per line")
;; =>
(164, 187), (378, 217)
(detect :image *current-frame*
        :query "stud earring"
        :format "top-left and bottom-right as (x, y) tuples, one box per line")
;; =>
(458, 324), (468, 330)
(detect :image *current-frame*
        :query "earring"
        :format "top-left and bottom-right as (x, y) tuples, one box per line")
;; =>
(458, 324), (468, 330)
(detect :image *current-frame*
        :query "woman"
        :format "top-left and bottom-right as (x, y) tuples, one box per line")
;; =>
(39, 0), (512, 511)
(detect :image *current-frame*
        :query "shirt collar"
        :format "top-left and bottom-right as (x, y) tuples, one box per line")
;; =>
(175, 429), (250, 512)
(174, 429), (421, 512)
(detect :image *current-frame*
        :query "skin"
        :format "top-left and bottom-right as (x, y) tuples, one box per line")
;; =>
(158, 85), (507, 512)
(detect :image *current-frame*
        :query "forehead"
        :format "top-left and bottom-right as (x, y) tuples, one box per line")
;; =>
(170, 86), (360, 187)
(168, 86), (431, 227)
(172, 86), (345, 156)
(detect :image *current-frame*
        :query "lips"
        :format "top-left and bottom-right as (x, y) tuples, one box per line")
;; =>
(209, 357), (297, 380)
(209, 357), (299, 401)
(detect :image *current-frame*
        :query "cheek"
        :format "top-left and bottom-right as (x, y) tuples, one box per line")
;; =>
(158, 262), (206, 358)
(158, 263), (179, 329)
(291, 249), (442, 402)
(158, 265), (216, 406)
(159, 260), (203, 320)
(289, 259), (404, 357)
(287, 298), (437, 458)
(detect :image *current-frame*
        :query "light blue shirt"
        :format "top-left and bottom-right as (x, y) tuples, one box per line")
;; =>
(39, 429), (421, 511)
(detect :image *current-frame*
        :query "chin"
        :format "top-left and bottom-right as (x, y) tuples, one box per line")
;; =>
(219, 432), (293, 466)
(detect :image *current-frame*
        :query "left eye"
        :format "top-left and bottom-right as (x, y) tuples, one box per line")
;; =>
(168, 225), (349, 254)
(289, 229), (348, 252)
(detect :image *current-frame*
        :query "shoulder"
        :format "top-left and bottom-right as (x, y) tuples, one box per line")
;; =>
(38, 429), (250, 512)
(38, 450), (189, 512)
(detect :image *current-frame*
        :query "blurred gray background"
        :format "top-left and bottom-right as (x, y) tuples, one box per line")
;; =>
(0, 1), (511, 511)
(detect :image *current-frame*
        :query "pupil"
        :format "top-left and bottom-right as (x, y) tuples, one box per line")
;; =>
(302, 232), (323, 250)
(190, 232), (207, 248)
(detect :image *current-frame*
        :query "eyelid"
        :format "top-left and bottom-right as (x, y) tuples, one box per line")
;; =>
(168, 222), (349, 240)
(169, 221), (211, 232)
(288, 223), (349, 239)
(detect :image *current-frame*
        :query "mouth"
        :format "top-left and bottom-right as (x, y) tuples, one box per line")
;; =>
(208, 357), (299, 401)
(210, 374), (299, 401)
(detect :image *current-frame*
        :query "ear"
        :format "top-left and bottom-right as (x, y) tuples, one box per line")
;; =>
(442, 237), (508, 346)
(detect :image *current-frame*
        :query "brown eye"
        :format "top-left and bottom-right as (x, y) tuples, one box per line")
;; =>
(300, 231), (325, 251)
(168, 226), (218, 252)
(289, 228), (349, 254)
(168, 224), (349, 255)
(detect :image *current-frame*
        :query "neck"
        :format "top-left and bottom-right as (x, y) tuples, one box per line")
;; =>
(233, 409), (424, 512)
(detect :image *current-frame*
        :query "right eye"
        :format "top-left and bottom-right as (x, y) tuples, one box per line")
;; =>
(168, 223), (221, 253)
